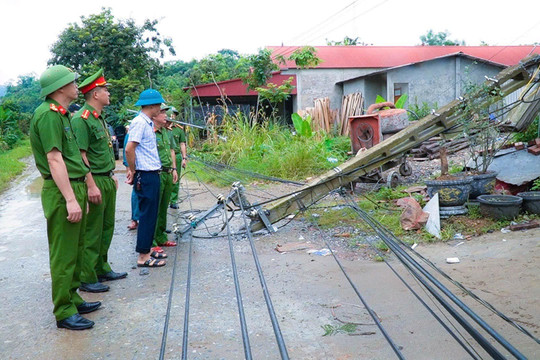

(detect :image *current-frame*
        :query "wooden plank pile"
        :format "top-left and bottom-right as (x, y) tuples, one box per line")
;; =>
(410, 136), (469, 160)
(299, 92), (364, 136)
(338, 92), (364, 136)
(300, 97), (337, 133)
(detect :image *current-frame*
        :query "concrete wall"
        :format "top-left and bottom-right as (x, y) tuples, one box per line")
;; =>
(283, 68), (376, 112)
(342, 56), (503, 111)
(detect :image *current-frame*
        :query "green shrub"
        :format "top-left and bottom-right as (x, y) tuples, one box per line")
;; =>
(512, 115), (539, 143)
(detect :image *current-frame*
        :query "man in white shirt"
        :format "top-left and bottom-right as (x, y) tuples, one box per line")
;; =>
(125, 89), (167, 268)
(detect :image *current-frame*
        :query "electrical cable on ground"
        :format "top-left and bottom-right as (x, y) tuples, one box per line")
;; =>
(342, 193), (527, 359)
(234, 186), (290, 360)
(303, 194), (405, 359)
(222, 195), (253, 359)
(312, 193), (483, 359)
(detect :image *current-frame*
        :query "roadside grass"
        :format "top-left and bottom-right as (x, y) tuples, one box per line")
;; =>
(306, 185), (540, 251)
(0, 139), (32, 193)
(190, 114), (351, 184)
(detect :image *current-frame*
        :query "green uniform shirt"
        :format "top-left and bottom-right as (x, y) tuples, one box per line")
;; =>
(30, 99), (89, 179)
(155, 128), (175, 168)
(72, 104), (115, 173)
(169, 125), (186, 154)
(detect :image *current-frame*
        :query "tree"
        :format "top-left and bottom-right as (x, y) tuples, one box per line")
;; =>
(187, 49), (250, 85)
(48, 8), (175, 124)
(419, 29), (465, 46)
(2, 75), (41, 114)
(326, 36), (371, 46)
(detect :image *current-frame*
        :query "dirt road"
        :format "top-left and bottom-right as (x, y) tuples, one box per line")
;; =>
(0, 159), (538, 359)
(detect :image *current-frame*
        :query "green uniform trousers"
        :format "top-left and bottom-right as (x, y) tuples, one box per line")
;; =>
(41, 179), (87, 321)
(169, 154), (182, 205)
(81, 175), (116, 283)
(154, 171), (173, 246)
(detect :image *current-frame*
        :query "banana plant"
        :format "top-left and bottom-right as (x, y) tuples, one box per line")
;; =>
(291, 112), (313, 138)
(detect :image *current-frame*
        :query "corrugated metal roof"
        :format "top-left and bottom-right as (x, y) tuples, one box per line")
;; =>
(267, 45), (540, 69)
(190, 72), (297, 98)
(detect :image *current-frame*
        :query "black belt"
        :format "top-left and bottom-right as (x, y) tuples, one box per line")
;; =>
(44, 176), (86, 182)
(136, 170), (160, 173)
(161, 167), (175, 174)
(92, 171), (114, 177)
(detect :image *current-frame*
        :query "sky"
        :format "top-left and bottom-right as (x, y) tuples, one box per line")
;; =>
(1, 0), (539, 85)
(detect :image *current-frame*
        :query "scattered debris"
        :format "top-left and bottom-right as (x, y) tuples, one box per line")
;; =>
(423, 193), (441, 239)
(509, 220), (540, 231)
(140, 268), (150, 276)
(411, 243), (418, 250)
(334, 233), (352, 238)
(397, 197), (429, 231)
(446, 257), (460, 264)
(308, 248), (332, 256)
(501, 227), (511, 234)
(453, 233), (465, 240)
(454, 242), (465, 247)
(275, 242), (314, 253)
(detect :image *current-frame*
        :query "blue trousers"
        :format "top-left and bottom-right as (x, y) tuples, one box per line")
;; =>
(131, 188), (140, 221)
(134, 171), (160, 254)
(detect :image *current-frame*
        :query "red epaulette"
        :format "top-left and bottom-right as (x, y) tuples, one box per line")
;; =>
(92, 110), (99, 118)
(49, 103), (66, 115)
(81, 109), (90, 120)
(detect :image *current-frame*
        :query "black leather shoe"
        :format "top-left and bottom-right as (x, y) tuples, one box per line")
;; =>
(165, 229), (172, 234)
(169, 203), (178, 209)
(80, 282), (109, 293)
(98, 270), (128, 282)
(77, 301), (102, 314)
(57, 313), (94, 330)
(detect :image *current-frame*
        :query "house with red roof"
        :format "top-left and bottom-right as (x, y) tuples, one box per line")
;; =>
(189, 46), (539, 121)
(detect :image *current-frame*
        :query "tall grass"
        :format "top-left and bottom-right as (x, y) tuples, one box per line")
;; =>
(0, 139), (32, 193)
(194, 112), (351, 182)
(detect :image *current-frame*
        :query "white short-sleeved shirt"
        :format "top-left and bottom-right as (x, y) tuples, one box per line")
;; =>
(128, 112), (161, 171)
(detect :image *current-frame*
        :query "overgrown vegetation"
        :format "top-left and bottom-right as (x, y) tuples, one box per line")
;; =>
(0, 104), (27, 152)
(192, 112), (350, 184)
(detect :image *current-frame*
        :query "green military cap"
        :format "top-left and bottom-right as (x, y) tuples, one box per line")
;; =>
(79, 68), (109, 94)
(40, 65), (79, 97)
(160, 103), (170, 111)
(166, 106), (179, 117)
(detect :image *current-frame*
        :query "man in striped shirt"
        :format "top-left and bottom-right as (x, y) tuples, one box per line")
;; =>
(125, 89), (167, 268)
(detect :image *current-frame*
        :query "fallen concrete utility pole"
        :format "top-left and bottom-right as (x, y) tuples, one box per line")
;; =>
(251, 54), (540, 231)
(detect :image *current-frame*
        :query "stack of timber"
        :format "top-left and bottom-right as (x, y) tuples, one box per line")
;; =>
(338, 92), (364, 136)
(300, 97), (337, 133)
(410, 137), (470, 160)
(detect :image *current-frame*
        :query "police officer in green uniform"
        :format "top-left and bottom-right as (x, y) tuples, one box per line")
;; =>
(168, 107), (188, 209)
(72, 69), (127, 293)
(152, 105), (178, 253)
(30, 65), (101, 330)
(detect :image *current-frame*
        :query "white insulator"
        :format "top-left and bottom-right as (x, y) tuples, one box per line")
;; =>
(217, 193), (225, 203)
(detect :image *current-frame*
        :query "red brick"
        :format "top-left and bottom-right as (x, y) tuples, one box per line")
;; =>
(515, 142), (525, 150)
(510, 221), (539, 231)
(528, 146), (540, 155)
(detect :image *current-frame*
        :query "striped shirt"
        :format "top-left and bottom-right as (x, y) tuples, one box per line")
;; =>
(128, 112), (161, 171)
